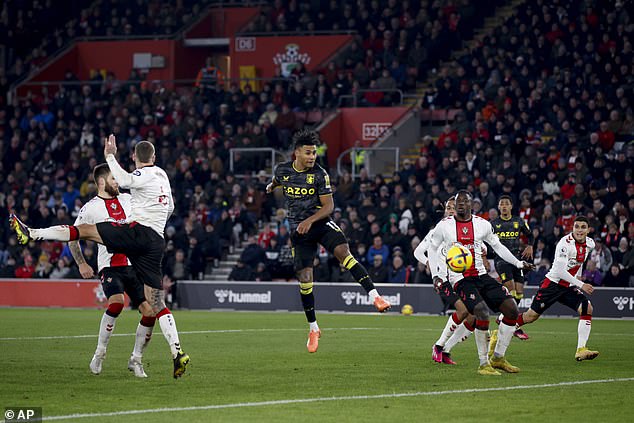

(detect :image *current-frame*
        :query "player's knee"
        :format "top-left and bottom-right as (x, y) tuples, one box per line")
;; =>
(455, 303), (469, 321)
(580, 299), (592, 316)
(299, 281), (314, 295)
(106, 301), (124, 318)
(502, 301), (519, 320)
(333, 244), (351, 261)
(472, 302), (488, 320)
(139, 301), (155, 317)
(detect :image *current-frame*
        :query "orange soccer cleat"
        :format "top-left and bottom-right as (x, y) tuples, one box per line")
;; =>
(307, 330), (321, 353)
(373, 296), (391, 312)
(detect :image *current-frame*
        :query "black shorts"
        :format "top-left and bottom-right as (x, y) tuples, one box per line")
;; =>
(291, 218), (348, 271)
(495, 260), (524, 284)
(438, 281), (461, 306)
(96, 222), (165, 289)
(99, 266), (146, 309)
(530, 278), (586, 315)
(455, 274), (513, 314)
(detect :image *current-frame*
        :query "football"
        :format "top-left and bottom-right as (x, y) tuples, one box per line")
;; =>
(401, 304), (414, 315)
(446, 244), (473, 273)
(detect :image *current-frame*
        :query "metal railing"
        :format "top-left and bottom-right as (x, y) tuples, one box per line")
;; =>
(336, 147), (400, 179)
(229, 148), (289, 178)
(337, 89), (404, 107)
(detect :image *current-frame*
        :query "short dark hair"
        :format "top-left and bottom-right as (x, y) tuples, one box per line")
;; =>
(574, 215), (589, 224)
(292, 129), (320, 150)
(454, 190), (472, 201)
(93, 163), (110, 184)
(498, 194), (513, 204)
(135, 140), (155, 163)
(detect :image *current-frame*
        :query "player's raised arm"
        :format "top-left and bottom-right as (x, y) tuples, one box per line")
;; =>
(104, 134), (137, 188)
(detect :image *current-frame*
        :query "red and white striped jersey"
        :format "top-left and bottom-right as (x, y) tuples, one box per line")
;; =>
(545, 234), (595, 288)
(74, 194), (132, 272)
(428, 215), (522, 286)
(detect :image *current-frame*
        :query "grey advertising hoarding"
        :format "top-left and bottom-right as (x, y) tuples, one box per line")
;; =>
(178, 281), (634, 318)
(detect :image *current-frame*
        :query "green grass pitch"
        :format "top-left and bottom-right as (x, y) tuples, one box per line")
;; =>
(1, 308), (633, 422)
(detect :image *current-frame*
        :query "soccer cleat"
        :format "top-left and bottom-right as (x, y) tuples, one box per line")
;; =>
(575, 347), (599, 361)
(477, 363), (501, 376)
(89, 350), (106, 375)
(432, 344), (443, 363)
(173, 350), (190, 379)
(373, 296), (391, 312)
(307, 329), (321, 353)
(128, 356), (148, 378)
(9, 214), (32, 245)
(488, 329), (498, 359)
(514, 328), (530, 340)
(441, 352), (457, 365)
(490, 356), (520, 373)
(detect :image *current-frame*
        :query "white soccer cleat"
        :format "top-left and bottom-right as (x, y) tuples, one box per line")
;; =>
(128, 356), (148, 378)
(90, 350), (106, 375)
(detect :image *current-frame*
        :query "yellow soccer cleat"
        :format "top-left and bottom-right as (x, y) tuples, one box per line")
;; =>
(490, 356), (520, 373)
(575, 347), (599, 361)
(477, 363), (501, 376)
(307, 329), (321, 353)
(9, 214), (32, 245)
(173, 350), (190, 379)
(488, 329), (498, 359)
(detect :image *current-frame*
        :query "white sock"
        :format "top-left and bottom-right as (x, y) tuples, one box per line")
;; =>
(577, 316), (592, 349)
(475, 329), (489, 366)
(368, 289), (379, 301)
(30, 225), (74, 241)
(494, 321), (515, 358)
(158, 312), (182, 358)
(132, 323), (154, 359)
(309, 321), (320, 332)
(435, 313), (462, 347)
(96, 313), (116, 353)
(444, 323), (474, 353)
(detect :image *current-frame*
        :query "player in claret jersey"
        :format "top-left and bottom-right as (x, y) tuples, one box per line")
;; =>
(69, 164), (155, 378)
(10, 136), (189, 378)
(514, 216), (599, 361)
(267, 130), (391, 353)
(428, 191), (535, 375)
(490, 195), (535, 340)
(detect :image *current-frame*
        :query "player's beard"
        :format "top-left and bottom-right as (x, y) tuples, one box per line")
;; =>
(105, 184), (120, 197)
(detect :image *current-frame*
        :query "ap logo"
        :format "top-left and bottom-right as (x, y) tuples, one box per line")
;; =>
(215, 290), (230, 303)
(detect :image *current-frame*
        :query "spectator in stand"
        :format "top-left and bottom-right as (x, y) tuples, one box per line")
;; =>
(228, 259), (254, 282)
(368, 254), (388, 283)
(602, 264), (629, 287)
(387, 253), (407, 283)
(581, 260), (603, 287)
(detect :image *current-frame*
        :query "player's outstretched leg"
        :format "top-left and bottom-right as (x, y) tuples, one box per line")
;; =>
(334, 245), (390, 312)
(298, 269), (321, 353)
(128, 315), (156, 378)
(442, 316), (476, 364)
(90, 302), (124, 375)
(489, 299), (520, 373)
(575, 300), (599, 361)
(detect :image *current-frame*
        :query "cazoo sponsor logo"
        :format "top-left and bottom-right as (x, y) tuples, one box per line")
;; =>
(214, 290), (272, 304)
(613, 296), (634, 311)
(341, 291), (401, 307)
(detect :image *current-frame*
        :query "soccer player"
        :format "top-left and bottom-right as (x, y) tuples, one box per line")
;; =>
(69, 163), (155, 378)
(490, 195), (534, 340)
(266, 130), (391, 353)
(414, 197), (476, 365)
(427, 191), (535, 375)
(10, 136), (190, 378)
(513, 216), (599, 361)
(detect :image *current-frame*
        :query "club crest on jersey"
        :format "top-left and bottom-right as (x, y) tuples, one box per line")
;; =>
(462, 226), (469, 235)
(110, 203), (117, 210)
(306, 174), (314, 184)
(513, 222), (519, 229)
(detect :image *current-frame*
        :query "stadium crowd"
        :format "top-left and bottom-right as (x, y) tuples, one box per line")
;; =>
(0, 0), (633, 289)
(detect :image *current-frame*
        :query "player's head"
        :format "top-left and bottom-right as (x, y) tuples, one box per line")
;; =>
(454, 190), (472, 219)
(93, 163), (119, 197)
(498, 194), (513, 217)
(292, 129), (319, 170)
(133, 140), (156, 166)
(572, 215), (590, 242)
(444, 197), (456, 217)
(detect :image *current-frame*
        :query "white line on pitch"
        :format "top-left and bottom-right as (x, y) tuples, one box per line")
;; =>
(42, 377), (634, 421)
(2, 326), (633, 341)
